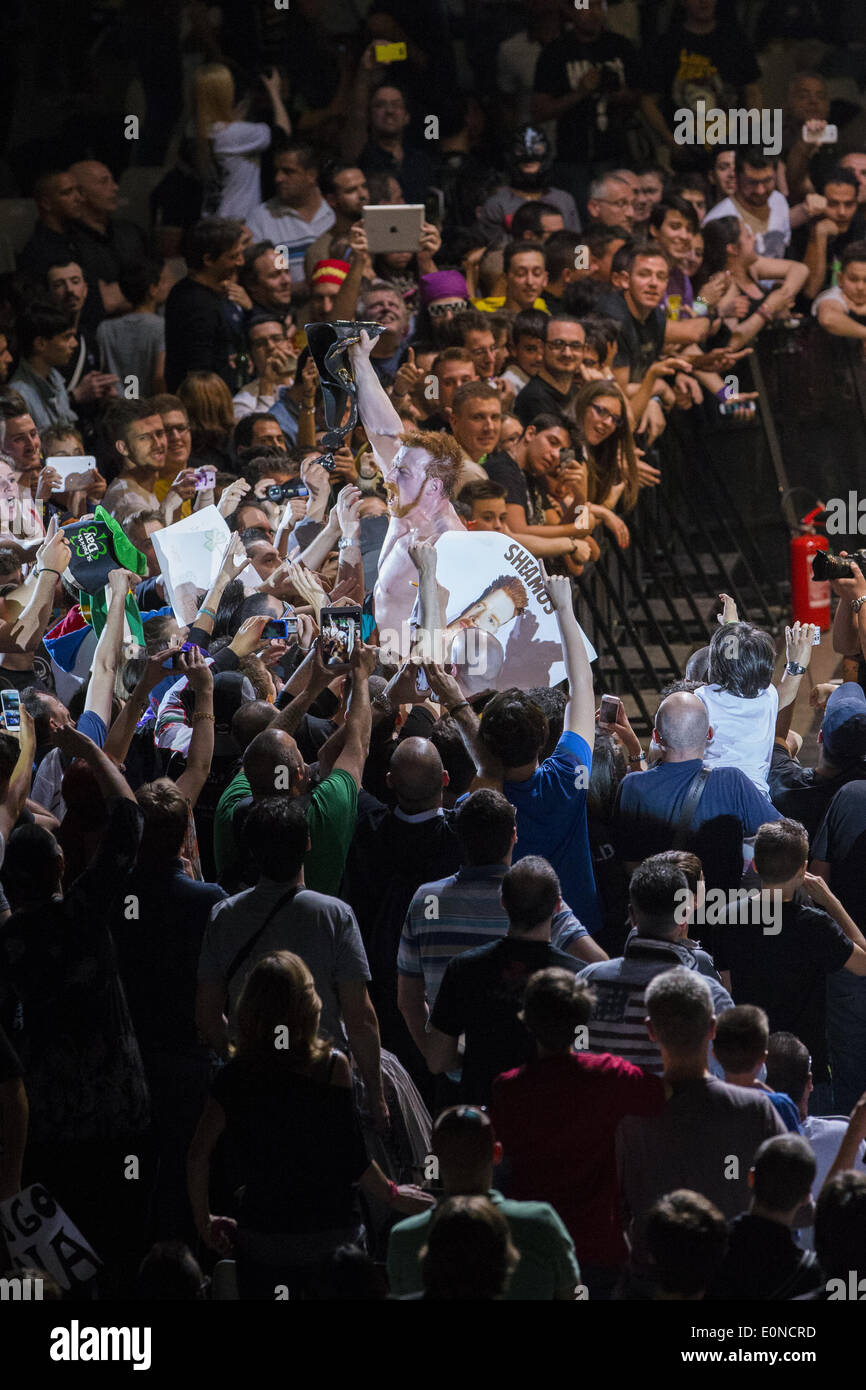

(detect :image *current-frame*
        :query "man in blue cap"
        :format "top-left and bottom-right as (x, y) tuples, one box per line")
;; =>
(770, 681), (866, 840)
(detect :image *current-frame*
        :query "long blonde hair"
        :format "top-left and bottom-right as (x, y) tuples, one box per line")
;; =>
(194, 63), (236, 177)
(234, 951), (332, 1068)
(177, 370), (235, 444)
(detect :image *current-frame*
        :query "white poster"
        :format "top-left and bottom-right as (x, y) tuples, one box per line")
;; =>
(432, 531), (596, 694)
(0, 1183), (101, 1292)
(152, 507), (260, 623)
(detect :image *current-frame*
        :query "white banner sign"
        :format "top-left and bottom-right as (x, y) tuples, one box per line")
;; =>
(0, 1183), (101, 1292)
(152, 506), (259, 623)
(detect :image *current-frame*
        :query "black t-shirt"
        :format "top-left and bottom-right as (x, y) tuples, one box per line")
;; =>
(112, 861), (227, 1054)
(430, 936), (580, 1104)
(707, 1213), (821, 1301)
(340, 804), (461, 1057)
(769, 744), (866, 845)
(601, 290), (666, 382)
(212, 1054), (368, 1233)
(17, 224), (106, 336)
(713, 897), (852, 1081)
(646, 21), (761, 127)
(164, 276), (244, 393)
(483, 448), (530, 511)
(70, 218), (150, 289)
(534, 31), (641, 164)
(514, 373), (575, 427)
(812, 779), (866, 931)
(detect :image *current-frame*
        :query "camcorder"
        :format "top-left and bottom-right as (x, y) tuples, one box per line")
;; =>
(262, 617), (299, 641)
(265, 481), (309, 503)
(811, 549), (866, 581)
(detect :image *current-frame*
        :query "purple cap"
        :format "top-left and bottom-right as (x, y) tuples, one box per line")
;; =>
(419, 270), (470, 308)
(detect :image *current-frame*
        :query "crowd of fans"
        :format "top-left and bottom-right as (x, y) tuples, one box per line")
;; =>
(2, 0), (866, 1304)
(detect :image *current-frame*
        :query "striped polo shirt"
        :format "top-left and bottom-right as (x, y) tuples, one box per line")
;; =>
(578, 935), (734, 1074)
(398, 864), (588, 1008)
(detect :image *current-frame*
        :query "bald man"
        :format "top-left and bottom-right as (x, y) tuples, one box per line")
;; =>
(213, 641), (376, 894)
(18, 170), (86, 280)
(341, 734), (464, 1083)
(68, 160), (150, 316)
(613, 690), (782, 893)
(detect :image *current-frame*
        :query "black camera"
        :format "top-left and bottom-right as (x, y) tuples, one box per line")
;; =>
(811, 549), (866, 581)
(265, 482), (309, 503)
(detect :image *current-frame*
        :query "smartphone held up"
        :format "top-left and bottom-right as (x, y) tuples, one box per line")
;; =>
(320, 606), (362, 669)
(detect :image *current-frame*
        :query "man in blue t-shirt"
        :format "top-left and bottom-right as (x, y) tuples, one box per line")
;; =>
(614, 690), (781, 893)
(475, 574), (601, 932)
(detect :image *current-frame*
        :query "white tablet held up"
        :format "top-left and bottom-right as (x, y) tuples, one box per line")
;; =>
(46, 456), (98, 491)
(362, 204), (424, 254)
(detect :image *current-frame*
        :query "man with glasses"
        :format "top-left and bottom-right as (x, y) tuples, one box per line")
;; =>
(152, 393), (199, 520)
(703, 148), (791, 262)
(514, 314), (585, 426)
(345, 80), (433, 207)
(231, 317), (295, 420)
(586, 173), (636, 234)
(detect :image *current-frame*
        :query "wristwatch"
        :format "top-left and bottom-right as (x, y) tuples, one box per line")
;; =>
(850, 595), (866, 614)
(785, 661), (806, 676)
(372, 690), (393, 715)
(337, 535), (360, 550)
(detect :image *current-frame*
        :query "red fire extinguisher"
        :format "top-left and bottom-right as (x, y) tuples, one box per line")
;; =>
(790, 505), (830, 630)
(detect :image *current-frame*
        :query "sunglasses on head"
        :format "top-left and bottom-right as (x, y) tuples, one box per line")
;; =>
(428, 300), (468, 318)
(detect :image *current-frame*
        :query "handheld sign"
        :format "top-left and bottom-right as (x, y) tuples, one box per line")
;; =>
(431, 530), (596, 694)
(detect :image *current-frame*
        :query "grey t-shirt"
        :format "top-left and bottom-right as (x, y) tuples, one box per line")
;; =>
(198, 880), (370, 1044)
(97, 312), (165, 398)
(616, 1075), (786, 1250)
(476, 185), (581, 242)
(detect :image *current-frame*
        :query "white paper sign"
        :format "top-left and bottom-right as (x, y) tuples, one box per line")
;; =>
(152, 505), (231, 624)
(152, 507), (264, 619)
(432, 531), (596, 693)
(0, 1183), (101, 1292)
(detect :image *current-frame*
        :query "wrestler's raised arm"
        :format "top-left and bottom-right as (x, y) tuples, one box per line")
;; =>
(348, 330), (404, 475)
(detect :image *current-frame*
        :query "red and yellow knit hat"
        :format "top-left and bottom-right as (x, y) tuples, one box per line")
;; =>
(311, 259), (350, 291)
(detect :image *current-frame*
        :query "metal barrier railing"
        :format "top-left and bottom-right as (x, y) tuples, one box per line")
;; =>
(574, 317), (866, 734)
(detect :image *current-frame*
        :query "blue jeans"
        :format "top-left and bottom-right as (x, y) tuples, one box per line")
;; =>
(827, 971), (866, 1114)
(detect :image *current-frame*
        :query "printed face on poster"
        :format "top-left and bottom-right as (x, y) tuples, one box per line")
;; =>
(430, 531), (596, 694)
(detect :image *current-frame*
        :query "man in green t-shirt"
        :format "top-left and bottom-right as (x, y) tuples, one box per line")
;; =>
(388, 1105), (581, 1301)
(213, 640), (373, 894)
